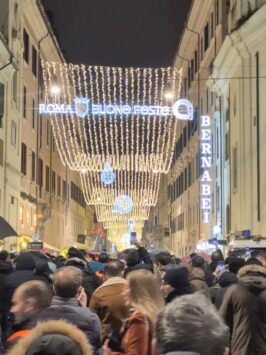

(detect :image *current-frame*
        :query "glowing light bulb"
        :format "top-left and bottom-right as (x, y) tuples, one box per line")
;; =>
(51, 86), (61, 94)
(165, 91), (174, 100)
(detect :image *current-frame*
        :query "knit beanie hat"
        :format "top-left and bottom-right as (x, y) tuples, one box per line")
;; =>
(163, 266), (189, 289)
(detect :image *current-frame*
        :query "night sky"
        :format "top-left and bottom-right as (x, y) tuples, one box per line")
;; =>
(42, 0), (192, 67)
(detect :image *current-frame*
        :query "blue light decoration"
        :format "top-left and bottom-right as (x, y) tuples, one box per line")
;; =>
(113, 195), (133, 215)
(100, 162), (116, 185)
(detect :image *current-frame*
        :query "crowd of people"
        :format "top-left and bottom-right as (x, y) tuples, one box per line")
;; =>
(0, 243), (266, 354)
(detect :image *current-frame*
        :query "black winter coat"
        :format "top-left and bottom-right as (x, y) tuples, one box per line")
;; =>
(219, 265), (266, 355)
(0, 260), (13, 311)
(31, 296), (101, 352)
(5, 270), (41, 308)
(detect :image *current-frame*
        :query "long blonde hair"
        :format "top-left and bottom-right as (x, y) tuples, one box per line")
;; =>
(126, 269), (164, 324)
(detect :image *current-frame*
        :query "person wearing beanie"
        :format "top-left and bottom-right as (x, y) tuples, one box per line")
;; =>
(214, 271), (238, 309)
(161, 266), (190, 303)
(65, 248), (101, 304)
(5, 252), (40, 310)
(189, 255), (209, 297)
(228, 257), (246, 274)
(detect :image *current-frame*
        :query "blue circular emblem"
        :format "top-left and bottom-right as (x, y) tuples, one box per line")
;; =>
(113, 195), (133, 215)
(101, 162), (116, 185)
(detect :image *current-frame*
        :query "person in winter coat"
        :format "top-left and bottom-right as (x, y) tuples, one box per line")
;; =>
(65, 248), (101, 304)
(161, 266), (190, 303)
(5, 252), (40, 308)
(31, 266), (101, 353)
(6, 280), (53, 349)
(189, 255), (209, 297)
(219, 263), (266, 355)
(7, 320), (92, 355)
(0, 251), (13, 342)
(123, 243), (153, 277)
(89, 261), (129, 337)
(214, 271), (238, 309)
(105, 269), (164, 355)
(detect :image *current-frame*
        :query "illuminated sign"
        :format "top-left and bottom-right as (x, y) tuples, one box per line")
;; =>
(39, 98), (194, 120)
(200, 116), (212, 224)
(100, 162), (116, 185)
(113, 195), (133, 215)
(172, 99), (193, 121)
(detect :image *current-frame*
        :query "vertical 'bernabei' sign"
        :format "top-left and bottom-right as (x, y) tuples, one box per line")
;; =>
(200, 115), (212, 224)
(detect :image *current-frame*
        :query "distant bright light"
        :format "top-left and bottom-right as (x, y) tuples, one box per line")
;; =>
(165, 92), (174, 100)
(51, 86), (61, 94)
(81, 168), (88, 174)
(113, 195), (133, 215)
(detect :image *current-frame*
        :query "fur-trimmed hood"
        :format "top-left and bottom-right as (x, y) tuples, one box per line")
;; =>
(238, 264), (266, 294)
(7, 320), (92, 355)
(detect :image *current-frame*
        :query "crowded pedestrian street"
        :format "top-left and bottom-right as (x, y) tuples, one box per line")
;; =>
(0, 0), (266, 354)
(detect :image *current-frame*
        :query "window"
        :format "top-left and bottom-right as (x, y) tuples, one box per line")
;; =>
(206, 89), (209, 111)
(200, 37), (203, 60)
(0, 83), (4, 127)
(23, 86), (27, 118)
(63, 180), (67, 201)
(188, 67), (191, 88)
(216, 0), (219, 26)
(12, 72), (18, 103)
(37, 158), (43, 187)
(194, 50), (198, 74)
(233, 145), (238, 191)
(57, 176), (61, 197)
(32, 46), (37, 76)
(47, 120), (50, 146)
(211, 12), (214, 38)
(32, 99), (35, 129)
(204, 23), (209, 51)
(191, 59), (194, 81)
(52, 171), (56, 195)
(31, 151), (35, 182)
(11, 121), (17, 147)
(39, 115), (42, 148)
(21, 143), (27, 175)
(45, 165), (50, 192)
(23, 29), (29, 63)
(0, 139), (3, 166)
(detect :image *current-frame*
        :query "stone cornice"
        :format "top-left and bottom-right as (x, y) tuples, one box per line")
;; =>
(210, 3), (266, 95)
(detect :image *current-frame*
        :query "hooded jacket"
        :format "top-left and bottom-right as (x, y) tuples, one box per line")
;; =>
(7, 320), (92, 355)
(189, 268), (209, 297)
(219, 264), (266, 355)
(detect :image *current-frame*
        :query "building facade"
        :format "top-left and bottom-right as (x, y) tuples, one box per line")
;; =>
(158, 0), (229, 256)
(0, 0), (95, 251)
(0, 0), (23, 239)
(210, 0), (266, 239)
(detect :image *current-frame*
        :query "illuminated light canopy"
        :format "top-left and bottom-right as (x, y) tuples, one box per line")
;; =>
(100, 162), (116, 185)
(80, 170), (160, 207)
(113, 195), (133, 215)
(41, 62), (183, 173)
